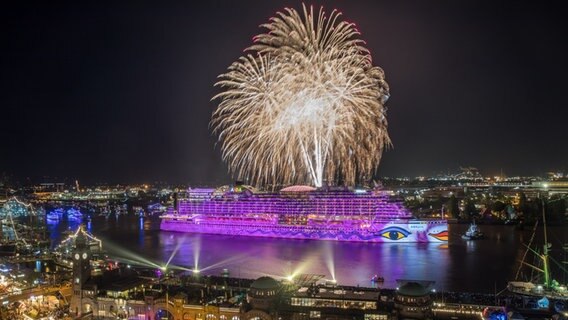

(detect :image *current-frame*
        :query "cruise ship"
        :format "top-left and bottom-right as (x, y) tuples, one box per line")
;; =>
(160, 185), (448, 242)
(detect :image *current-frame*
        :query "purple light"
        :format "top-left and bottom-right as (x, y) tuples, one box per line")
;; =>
(161, 187), (447, 243)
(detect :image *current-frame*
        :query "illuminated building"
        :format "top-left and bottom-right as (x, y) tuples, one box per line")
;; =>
(288, 285), (389, 320)
(53, 225), (105, 274)
(394, 280), (434, 319)
(0, 197), (44, 254)
(240, 276), (391, 320)
(69, 229), (93, 316)
(243, 277), (281, 320)
(0, 197), (40, 219)
(161, 185), (447, 242)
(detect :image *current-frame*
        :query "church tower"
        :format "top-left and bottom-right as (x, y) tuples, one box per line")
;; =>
(69, 226), (92, 316)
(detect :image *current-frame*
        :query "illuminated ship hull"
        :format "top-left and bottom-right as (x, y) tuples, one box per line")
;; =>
(160, 186), (448, 243)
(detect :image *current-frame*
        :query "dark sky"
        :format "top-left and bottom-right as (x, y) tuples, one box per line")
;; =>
(2, 1), (567, 184)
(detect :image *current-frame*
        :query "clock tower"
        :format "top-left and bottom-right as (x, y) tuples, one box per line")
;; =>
(69, 226), (92, 316)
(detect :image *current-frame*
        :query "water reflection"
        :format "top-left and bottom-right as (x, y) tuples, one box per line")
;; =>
(465, 239), (477, 252)
(150, 231), (451, 289)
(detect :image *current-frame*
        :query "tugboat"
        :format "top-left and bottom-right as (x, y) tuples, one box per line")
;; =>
(461, 220), (484, 240)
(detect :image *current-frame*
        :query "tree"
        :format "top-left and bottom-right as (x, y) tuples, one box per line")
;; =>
(447, 194), (460, 218)
(463, 198), (477, 217)
(546, 195), (567, 224)
(492, 200), (506, 212)
(518, 192), (528, 214)
(490, 200), (506, 220)
(523, 199), (540, 224)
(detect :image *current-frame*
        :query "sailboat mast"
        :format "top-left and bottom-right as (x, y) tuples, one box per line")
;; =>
(541, 198), (551, 288)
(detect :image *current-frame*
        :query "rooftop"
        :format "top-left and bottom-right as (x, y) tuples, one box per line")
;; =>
(396, 279), (435, 297)
(280, 185), (317, 193)
(251, 276), (280, 290)
(293, 286), (379, 301)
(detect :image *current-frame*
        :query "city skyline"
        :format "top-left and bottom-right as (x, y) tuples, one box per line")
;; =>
(2, 1), (567, 184)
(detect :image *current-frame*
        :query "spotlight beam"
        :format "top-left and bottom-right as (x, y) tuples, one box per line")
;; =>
(103, 240), (162, 269)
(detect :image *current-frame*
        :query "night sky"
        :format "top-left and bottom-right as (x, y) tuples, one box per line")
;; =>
(2, 1), (567, 185)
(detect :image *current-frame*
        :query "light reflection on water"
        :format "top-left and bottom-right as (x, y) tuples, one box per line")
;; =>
(47, 214), (567, 293)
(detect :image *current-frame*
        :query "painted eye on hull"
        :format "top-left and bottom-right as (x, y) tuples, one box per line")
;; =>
(378, 227), (411, 241)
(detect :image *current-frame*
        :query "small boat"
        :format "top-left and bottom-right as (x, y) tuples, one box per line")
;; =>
(67, 208), (83, 220)
(148, 203), (167, 213)
(46, 211), (60, 221)
(133, 206), (145, 217)
(461, 221), (484, 240)
(371, 274), (384, 283)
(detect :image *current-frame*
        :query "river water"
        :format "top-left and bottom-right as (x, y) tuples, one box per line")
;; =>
(46, 214), (567, 293)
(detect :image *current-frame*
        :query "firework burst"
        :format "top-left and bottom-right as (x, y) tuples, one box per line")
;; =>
(212, 4), (390, 187)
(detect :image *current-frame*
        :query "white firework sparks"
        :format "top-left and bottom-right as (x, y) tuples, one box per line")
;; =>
(212, 4), (390, 187)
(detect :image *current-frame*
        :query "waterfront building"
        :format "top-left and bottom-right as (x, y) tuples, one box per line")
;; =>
(241, 276), (393, 320)
(65, 230), (240, 319)
(68, 227), (149, 318)
(144, 293), (241, 320)
(242, 276), (281, 320)
(394, 280), (434, 319)
(63, 256), (525, 320)
(54, 226), (105, 275)
(288, 285), (389, 320)
(69, 229), (93, 316)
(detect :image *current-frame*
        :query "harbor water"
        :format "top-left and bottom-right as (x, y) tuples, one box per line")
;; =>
(46, 214), (567, 293)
